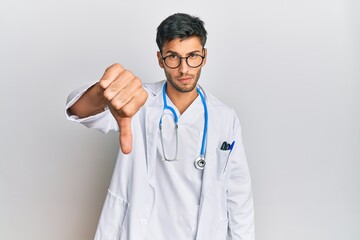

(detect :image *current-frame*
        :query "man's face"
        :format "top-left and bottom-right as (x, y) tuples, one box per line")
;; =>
(157, 36), (207, 93)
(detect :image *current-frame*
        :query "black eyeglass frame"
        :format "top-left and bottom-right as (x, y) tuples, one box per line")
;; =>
(160, 49), (206, 69)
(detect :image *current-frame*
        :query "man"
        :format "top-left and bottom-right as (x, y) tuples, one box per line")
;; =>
(66, 13), (255, 240)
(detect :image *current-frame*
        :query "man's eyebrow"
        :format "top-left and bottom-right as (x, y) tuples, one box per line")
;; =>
(164, 50), (202, 55)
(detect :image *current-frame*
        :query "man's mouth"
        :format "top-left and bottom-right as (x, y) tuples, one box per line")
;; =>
(177, 76), (192, 83)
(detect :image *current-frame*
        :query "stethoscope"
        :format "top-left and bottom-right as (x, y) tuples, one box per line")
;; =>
(159, 83), (208, 170)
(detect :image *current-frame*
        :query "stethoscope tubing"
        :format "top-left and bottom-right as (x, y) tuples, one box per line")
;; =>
(159, 82), (208, 169)
(198, 86), (208, 158)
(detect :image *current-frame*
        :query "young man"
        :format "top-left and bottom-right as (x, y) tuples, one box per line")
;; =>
(66, 13), (255, 240)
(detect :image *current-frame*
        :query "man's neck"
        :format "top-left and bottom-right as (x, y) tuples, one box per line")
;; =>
(166, 86), (198, 115)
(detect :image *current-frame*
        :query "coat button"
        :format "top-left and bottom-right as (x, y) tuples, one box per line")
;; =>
(141, 219), (148, 225)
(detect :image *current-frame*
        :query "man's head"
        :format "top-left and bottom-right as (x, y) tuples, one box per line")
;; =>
(156, 13), (208, 94)
(156, 13), (207, 51)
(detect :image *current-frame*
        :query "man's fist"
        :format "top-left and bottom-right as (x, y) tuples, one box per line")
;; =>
(99, 63), (148, 154)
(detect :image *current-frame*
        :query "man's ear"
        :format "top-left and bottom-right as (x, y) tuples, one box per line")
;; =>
(157, 51), (164, 68)
(202, 48), (208, 66)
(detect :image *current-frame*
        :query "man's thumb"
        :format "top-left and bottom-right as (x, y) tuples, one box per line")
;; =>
(117, 117), (132, 154)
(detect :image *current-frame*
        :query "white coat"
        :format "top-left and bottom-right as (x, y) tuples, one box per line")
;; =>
(66, 81), (255, 240)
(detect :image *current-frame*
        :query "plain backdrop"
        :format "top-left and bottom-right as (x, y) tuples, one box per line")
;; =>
(1, 0), (359, 239)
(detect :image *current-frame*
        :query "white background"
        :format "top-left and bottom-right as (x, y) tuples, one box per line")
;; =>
(1, 0), (359, 239)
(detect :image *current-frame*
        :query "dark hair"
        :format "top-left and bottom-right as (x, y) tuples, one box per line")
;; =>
(156, 13), (207, 51)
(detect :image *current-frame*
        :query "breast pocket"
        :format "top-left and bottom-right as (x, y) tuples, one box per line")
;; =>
(216, 149), (231, 181)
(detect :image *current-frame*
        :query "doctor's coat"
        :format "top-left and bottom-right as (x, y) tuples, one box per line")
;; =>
(66, 81), (255, 240)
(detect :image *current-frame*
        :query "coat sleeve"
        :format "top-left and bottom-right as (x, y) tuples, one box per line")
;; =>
(65, 82), (118, 133)
(226, 112), (255, 240)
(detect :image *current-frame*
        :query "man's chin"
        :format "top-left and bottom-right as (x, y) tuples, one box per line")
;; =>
(173, 83), (197, 93)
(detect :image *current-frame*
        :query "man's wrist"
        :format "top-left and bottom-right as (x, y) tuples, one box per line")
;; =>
(93, 82), (108, 111)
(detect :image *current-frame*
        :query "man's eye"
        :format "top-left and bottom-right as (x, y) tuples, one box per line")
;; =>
(189, 54), (198, 58)
(168, 55), (178, 59)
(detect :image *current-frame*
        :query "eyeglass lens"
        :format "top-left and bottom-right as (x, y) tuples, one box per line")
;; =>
(164, 55), (204, 68)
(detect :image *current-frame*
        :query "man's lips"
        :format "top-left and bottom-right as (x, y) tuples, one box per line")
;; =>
(177, 77), (192, 83)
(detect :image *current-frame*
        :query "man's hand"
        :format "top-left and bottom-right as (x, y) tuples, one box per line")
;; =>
(99, 63), (148, 154)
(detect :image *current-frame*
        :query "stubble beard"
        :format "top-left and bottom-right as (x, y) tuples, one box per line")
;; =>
(165, 69), (202, 93)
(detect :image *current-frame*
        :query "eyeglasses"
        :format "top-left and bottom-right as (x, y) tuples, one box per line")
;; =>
(161, 51), (205, 69)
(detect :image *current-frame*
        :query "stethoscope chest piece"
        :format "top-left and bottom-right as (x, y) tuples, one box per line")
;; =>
(195, 156), (206, 170)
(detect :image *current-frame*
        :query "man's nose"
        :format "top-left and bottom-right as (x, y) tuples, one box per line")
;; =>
(178, 58), (189, 74)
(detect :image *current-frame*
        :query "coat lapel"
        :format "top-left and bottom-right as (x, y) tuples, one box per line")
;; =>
(143, 82), (164, 185)
(196, 96), (222, 239)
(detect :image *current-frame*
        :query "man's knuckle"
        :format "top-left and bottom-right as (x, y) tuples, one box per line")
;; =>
(139, 89), (148, 101)
(111, 63), (123, 70)
(103, 89), (113, 100)
(111, 99), (124, 110)
(121, 106), (135, 118)
(135, 86), (147, 99)
(122, 70), (134, 79)
(99, 80), (108, 89)
(105, 64), (124, 76)
(134, 78), (142, 88)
